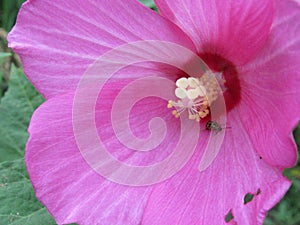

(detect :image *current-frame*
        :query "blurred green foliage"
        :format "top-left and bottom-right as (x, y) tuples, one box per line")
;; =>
(0, 0), (25, 32)
(0, 0), (299, 224)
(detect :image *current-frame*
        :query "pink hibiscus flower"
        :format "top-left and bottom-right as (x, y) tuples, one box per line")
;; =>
(8, 0), (300, 224)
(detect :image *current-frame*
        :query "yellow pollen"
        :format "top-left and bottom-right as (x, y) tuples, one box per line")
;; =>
(167, 70), (226, 122)
(167, 100), (173, 108)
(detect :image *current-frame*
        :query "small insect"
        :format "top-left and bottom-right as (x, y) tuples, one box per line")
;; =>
(205, 120), (224, 132)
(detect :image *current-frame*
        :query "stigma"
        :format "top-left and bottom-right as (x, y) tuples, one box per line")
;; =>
(168, 70), (226, 122)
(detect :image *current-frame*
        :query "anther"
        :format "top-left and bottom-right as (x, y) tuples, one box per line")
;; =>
(168, 70), (226, 122)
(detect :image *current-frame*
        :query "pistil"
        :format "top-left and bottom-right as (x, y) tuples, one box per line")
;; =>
(168, 70), (226, 122)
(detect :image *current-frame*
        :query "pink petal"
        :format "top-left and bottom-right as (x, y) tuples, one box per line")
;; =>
(26, 70), (196, 223)
(27, 90), (159, 224)
(142, 111), (291, 225)
(74, 75), (200, 186)
(26, 92), (150, 224)
(8, 0), (195, 99)
(238, 0), (300, 168)
(155, 0), (274, 65)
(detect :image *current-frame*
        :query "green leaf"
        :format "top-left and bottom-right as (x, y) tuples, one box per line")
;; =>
(0, 159), (56, 225)
(0, 52), (11, 60)
(0, 67), (58, 225)
(139, 0), (156, 8)
(0, 66), (44, 162)
(0, 67), (76, 225)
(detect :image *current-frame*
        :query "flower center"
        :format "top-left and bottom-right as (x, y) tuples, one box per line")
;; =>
(168, 70), (226, 122)
(200, 53), (241, 112)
